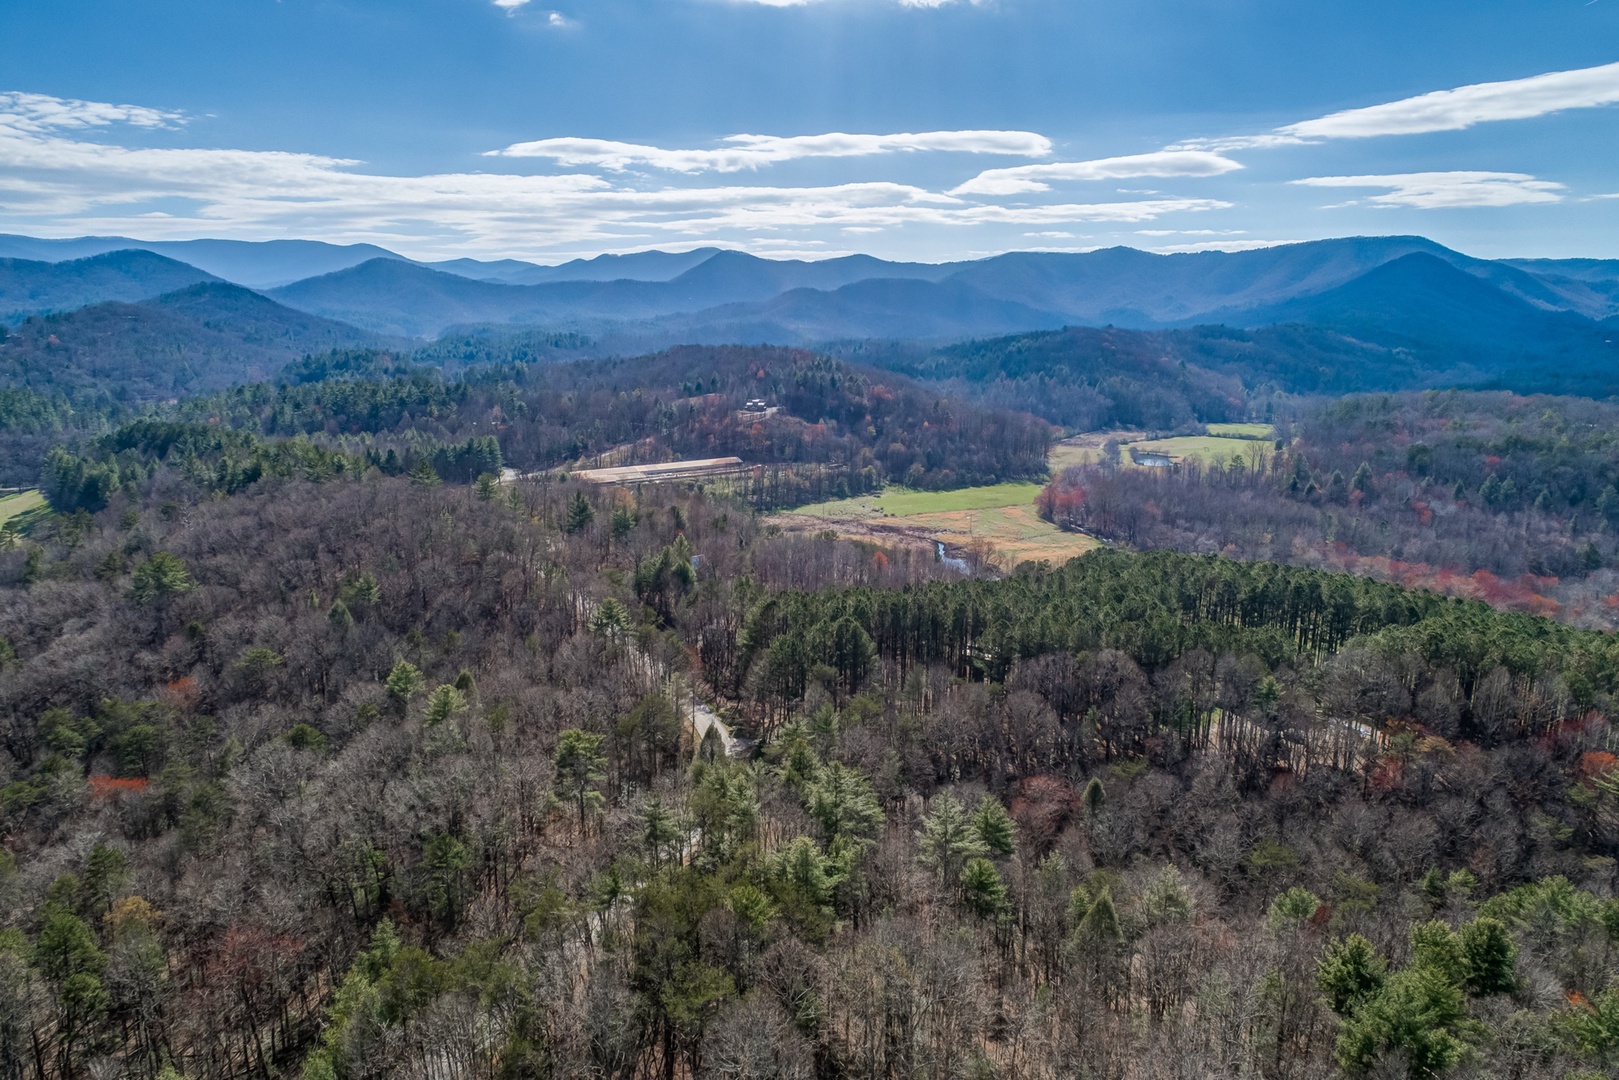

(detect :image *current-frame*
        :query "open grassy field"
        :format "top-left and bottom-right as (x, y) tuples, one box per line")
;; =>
(790, 482), (1045, 519)
(780, 480), (1096, 569)
(1206, 422), (1276, 439)
(901, 504), (1100, 566)
(0, 489), (48, 534)
(1131, 434), (1275, 467)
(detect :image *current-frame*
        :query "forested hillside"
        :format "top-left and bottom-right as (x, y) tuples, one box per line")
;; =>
(1038, 392), (1619, 628)
(0, 284), (382, 404)
(4, 469), (1619, 1079)
(19, 345), (1052, 509)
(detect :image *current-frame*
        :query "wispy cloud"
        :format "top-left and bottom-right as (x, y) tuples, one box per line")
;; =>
(1282, 61), (1619, 140)
(1180, 60), (1619, 150)
(950, 150), (1241, 195)
(1291, 171), (1566, 209)
(0, 91), (183, 133)
(492, 0), (530, 10)
(489, 130), (1051, 171)
(0, 91), (1224, 259)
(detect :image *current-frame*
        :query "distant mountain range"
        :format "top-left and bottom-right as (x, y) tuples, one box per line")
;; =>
(3, 232), (1619, 400)
(0, 250), (219, 322)
(0, 280), (381, 400)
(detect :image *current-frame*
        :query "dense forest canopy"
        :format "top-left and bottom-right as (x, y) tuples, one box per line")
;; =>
(4, 463), (1619, 1079)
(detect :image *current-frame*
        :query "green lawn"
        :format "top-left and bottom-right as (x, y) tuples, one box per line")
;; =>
(1206, 422), (1276, 439)
(793, 482), (1045, 519)
(0, 489), (48, 534)
(1133, 435), (1273, 467)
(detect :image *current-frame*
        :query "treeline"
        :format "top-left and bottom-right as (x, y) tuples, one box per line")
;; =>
(3, 476), (1619, 1077)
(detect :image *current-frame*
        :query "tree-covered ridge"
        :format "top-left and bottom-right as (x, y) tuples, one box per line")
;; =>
(18, 344), (1052, 512)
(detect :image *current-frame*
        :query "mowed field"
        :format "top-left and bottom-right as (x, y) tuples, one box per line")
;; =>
(1049, 424), (1277, 471)
(0, 489), (47, 534)
(781, 482), (1099, 568)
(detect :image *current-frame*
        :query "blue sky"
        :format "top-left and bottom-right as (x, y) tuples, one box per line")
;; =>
(1, 0), (1616, 263)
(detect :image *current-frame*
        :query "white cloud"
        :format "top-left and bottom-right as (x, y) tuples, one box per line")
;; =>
(492, 0), (530, 10)
(1282, 61), (1619, 141)
(1179, 60), (1619, 151)
(950, 150), (1241, 195)
(1291, 171), (1566, 209)
(1025, 230), (1074, 238)
(547, 11), (573, 26)
(489, 130), (1051, 171)
(0, 91), (183, 133)
(0, 91), (1225, 259)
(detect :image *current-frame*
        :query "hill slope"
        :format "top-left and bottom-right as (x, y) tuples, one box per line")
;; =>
(0, 281), (379, 400)
(0, 250), (219, 322)
(1232, 252), (1619, 388)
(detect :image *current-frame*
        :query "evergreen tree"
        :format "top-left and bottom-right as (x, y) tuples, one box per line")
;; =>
(385, 658), (424, 709)
(1317, 934), (1387, 1016)
(805, 762), (884, 844)
(960, 857), (1010, 921)
(407, 459), (441, 487)
(970, 795), (1016, 857)
(554, 729), (607, 833)
(916, 794), (988, 885)
(130, 552), (195, 604)
(423, 684), (465, 727)
(566, 491), (596, 533)
(1459, 917), (1516, 996)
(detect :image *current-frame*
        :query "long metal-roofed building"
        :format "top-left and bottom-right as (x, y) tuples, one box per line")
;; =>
(572, 457), (749, 486)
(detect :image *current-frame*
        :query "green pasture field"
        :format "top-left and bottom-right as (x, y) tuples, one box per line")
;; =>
(0, 489), (48, 534)
(792, 482), (1045, 519)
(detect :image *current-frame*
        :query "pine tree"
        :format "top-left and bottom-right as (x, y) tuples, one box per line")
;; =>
(424, 684), (465, 727)
(408, 459), (441, 487)
(386, 658), (424, 708)
(970, 795), (1016, 857)
(1317, 934), (1387, 1015)
(566, 491), (596, 532)
(554, 729), (607, 833)
(1460, 917), (1516, 996)
(130, 551), (195, 604)
(916, 794), (988, 885)
(960, 857), (1010, 921)
(474, 473), (499, 501)
(1079, 886), (1121, 941)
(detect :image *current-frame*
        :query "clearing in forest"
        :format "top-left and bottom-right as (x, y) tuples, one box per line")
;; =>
(0, 489), (47, 534)
(780, 481), (1098, 569)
